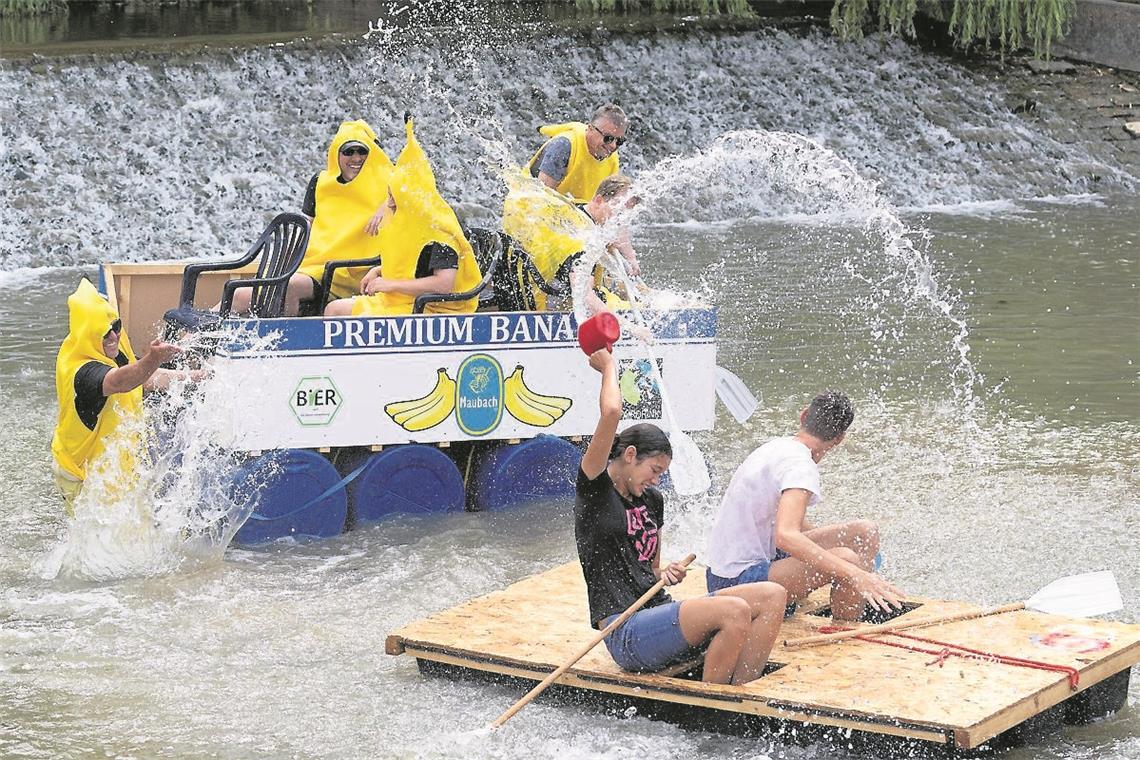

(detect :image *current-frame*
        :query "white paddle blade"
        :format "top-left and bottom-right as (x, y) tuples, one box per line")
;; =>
(714, 366), (758, 424)
(667, 431), (712, 496)
(1025, 571), (1123, 617)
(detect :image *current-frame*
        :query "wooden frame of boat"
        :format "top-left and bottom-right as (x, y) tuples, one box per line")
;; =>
(386, 562), (1139, 751)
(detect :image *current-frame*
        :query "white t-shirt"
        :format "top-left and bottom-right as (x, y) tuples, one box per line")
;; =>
(706, 437), (821, 578)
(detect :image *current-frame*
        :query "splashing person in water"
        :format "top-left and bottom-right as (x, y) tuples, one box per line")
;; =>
(705, 392), (905, 620)
(576, 347), (786, 684)
(51, 279), (202, 516)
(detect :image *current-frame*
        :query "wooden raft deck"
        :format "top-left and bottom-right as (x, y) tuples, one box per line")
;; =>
(386, 562), (1139, 749)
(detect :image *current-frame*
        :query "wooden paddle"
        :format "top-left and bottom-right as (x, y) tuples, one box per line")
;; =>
(783, 570), (1123, 649)
(605, 256), (711, 496)
(489, 552), (697, 729)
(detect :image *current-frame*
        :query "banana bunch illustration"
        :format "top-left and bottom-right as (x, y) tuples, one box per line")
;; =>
(504, 366), (572, 427)
(385, 368), (457, 431)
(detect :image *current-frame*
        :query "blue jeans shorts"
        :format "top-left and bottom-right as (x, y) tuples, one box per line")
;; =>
(705, 549), (791, 592)
(601, 601), (704, 673)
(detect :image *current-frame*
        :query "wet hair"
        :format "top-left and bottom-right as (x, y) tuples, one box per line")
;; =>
(596, 174), (635, 202)
(608, 423), (672, 462)
(802, 391), (854, 441)
(592, 103), (628, 129)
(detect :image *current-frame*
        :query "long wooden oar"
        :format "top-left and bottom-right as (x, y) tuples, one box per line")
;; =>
(490, 553), (697, 729)
(784, 570), (1122, 649)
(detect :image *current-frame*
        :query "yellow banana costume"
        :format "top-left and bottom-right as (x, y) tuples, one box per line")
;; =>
(51, 279), (142, 513)
(353, 120), (482, 316)
(502, 178), (604, 311)
(297, 120), (394, 300)
(524, 121), (618, 203)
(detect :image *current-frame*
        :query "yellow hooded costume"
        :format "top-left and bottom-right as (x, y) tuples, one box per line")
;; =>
(501, 177), (603, 311)
(352, 120), (482, 316)
(51, 279), (142, 511)
(523, 121), (618, 203)
(297, 120), (394, 300)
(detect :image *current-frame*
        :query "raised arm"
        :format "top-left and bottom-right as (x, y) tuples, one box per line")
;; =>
(580, 349), (621, 479)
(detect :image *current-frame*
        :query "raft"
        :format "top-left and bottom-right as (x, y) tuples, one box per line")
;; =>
(99, 261), (717, 543)
(385, 562), (1139, 752)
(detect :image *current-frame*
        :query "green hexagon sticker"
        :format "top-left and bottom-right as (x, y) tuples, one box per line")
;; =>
(291, 376), (342, 426)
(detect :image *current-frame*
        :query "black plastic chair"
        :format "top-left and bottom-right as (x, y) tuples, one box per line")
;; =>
(412, 228), (506, 314)
(163, 213), (311, 338)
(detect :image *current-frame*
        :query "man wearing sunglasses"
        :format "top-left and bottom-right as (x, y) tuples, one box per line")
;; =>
(52, 279), (191, 515)
(226, 120), (393, 316)
(524, 104), (628, 203)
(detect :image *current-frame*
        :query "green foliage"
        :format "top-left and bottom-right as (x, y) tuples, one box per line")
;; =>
(830, 0), (1075, 59)
(0, 0), (66, 17)
(575, 0), (753, 15)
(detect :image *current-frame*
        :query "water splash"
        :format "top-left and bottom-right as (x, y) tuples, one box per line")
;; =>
(36, 326), (280, 582)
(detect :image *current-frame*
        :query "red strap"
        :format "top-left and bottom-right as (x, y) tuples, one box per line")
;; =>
(817, 626), (1080, 690)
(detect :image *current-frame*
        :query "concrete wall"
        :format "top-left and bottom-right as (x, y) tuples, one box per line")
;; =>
(1049, 0), (1139, 72)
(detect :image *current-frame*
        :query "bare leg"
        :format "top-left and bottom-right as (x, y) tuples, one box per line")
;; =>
(767, 521), (881, 622)
(215, 273), (315, 317)
(713, 582), (787, 684)
(323, 297), (356, 317)
(676, 596), (750, 684)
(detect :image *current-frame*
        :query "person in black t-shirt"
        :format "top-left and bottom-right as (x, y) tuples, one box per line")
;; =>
(575, 348), (786, 684)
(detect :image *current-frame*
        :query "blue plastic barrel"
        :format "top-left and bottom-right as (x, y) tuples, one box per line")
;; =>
(469, 435), (581, 511)
(347, 445), (464, 525)
(230, 450), (348, 545)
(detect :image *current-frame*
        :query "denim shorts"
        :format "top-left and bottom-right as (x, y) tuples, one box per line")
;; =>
(601, 601), (703, 673)
(706, 551), (798, 617)
(705, 549), (791, 591)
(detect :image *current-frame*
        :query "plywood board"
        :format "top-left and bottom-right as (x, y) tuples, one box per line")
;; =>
(387, 562), (1140, 748)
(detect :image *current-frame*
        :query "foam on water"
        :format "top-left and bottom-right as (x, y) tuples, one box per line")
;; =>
(2, 23), (1137, 271)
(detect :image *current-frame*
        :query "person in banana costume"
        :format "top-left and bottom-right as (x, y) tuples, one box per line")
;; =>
(227, 120), (394, 316)
(51, 279), (199, 516)
(525, 104), (627, 203)
(324, 119), (482, 317)
(503, 173), (642, 313)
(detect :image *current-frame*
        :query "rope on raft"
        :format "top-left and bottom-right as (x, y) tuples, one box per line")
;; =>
(816, 625), (1081, 690)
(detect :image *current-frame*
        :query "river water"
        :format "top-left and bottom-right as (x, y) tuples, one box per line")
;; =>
(1, 6), (1138, 759)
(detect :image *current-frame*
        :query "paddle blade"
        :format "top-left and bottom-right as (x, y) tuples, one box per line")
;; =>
(714, 366), (758, 424)
(666, 430), (712, 496)
(1025, 571), (1123, 617)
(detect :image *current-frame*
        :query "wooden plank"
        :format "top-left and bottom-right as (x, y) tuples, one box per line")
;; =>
(401, 645), (953, 744)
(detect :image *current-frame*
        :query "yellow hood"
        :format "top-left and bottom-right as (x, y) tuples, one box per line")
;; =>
(357, 118), (481, 315)
(297, 120), (395, 299)
(51, 278), (141, 484)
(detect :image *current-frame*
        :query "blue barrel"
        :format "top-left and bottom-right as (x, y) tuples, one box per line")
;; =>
(347, 445), (464, 525)
(231, 450), (348, 545)
(469, 435), (581, 511)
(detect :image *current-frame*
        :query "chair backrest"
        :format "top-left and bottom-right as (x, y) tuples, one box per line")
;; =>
(469, 230), (537, 312)
(247, 213), (311, 318)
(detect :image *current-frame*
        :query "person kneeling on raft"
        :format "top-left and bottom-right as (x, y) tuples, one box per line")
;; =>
(324, 119), (482, 317)
(504, 173), (642, 315)
(705, 392), (905, 620)
(576, 347), (786, 683)
(227, 119), (394, 316)
(52, 279), (203, 516)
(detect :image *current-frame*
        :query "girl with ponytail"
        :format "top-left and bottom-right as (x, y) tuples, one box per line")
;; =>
(575, 348), (787, 683)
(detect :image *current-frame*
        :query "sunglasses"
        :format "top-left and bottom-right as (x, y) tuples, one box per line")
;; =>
(339, 146), (369, 157)
(590, 123), (626, 148)
(104, 319), (122, 339)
